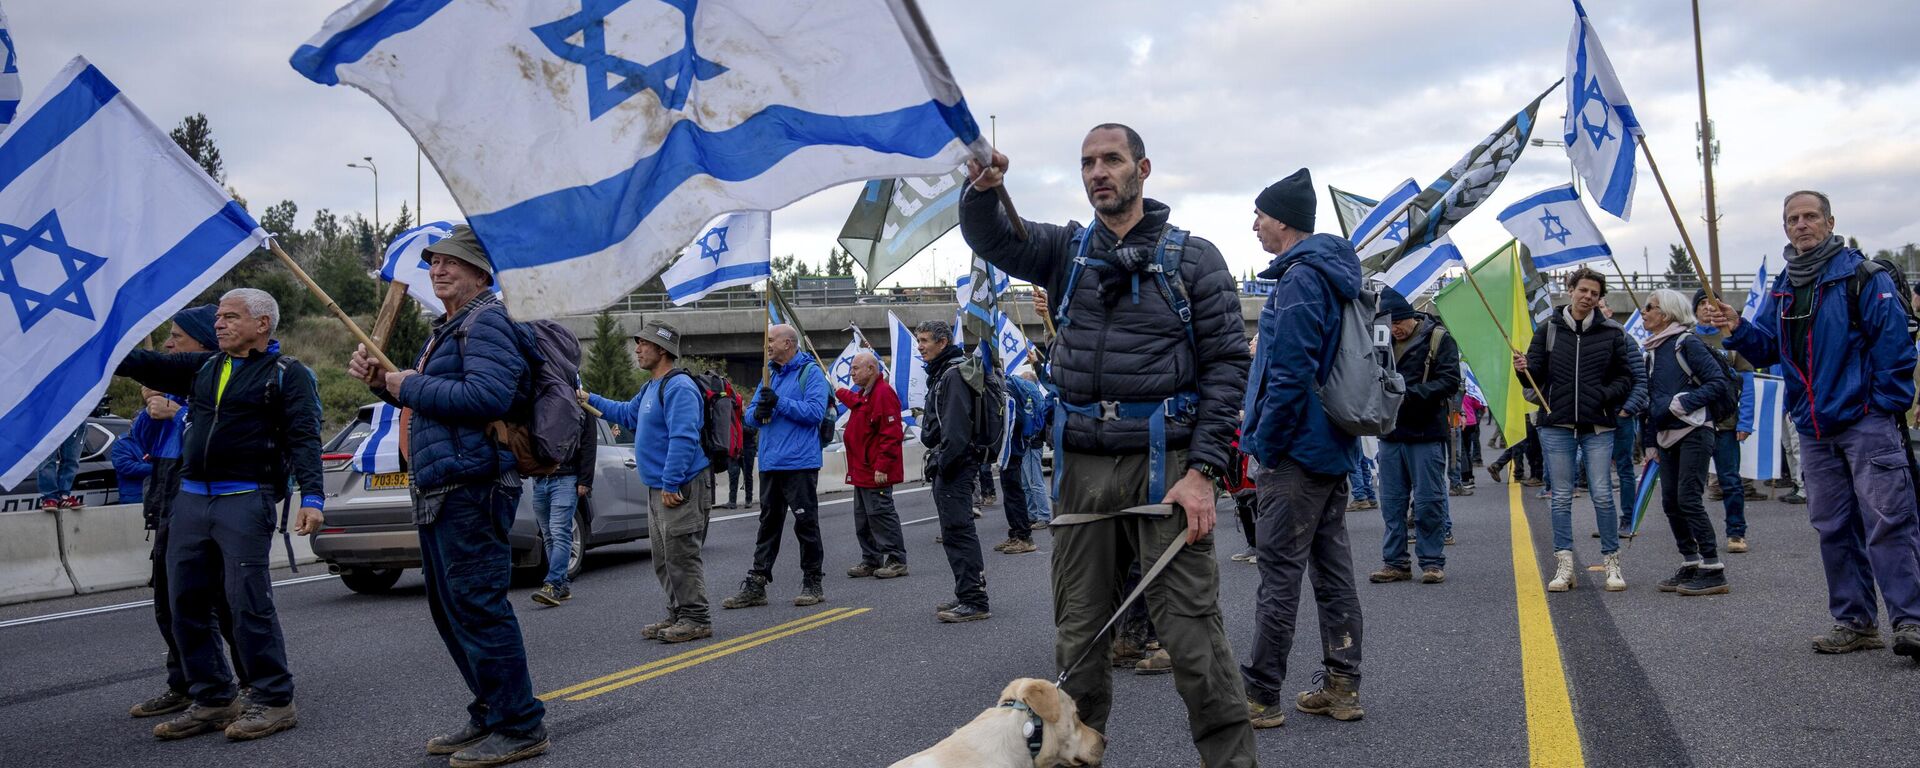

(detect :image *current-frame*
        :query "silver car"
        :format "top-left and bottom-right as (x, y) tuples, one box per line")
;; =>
(311, 404), (651, 594)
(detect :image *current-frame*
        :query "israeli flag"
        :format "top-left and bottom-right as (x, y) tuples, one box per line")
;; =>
(1350, 178), (1419, 263)
(356, 402), (404, 474)
(1460, 361), (1486, 404)
(886, 310), (926, 429)
(828, 333), (866, 428)
(380, 219), (464, 314)
(663, 210), (770, 305)
(1742, 258), (1769, 322)
(1385, 237), (1464, 300)
(1622, 309), (1651, 345)
(1565, 0), (1642, 220)
(986, 311), (1033, 377)
(292, 0), (987, 320)
(1500, 184), (1613, 271)
(1740, 374), (1784, 480)
(0, 4), (20, 132)
(0, 58), (267, 488)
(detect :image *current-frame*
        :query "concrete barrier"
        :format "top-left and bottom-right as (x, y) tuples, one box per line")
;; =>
(816, 440), (929, 497)
(270, 529), (319, 571)
(0, 510), (76, 605)
(60, 503), (154, 594)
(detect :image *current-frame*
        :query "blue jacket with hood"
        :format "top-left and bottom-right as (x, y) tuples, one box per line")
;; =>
(746, 351), (831, 472)
(1241, 234), (1362, 476)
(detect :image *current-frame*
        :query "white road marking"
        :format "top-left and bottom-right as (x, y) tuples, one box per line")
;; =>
(709, 484), (933, 523)
(0, 574), (338, 630)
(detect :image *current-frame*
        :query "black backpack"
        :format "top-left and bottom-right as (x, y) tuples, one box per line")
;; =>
(659, 369), (740, 468)
(1845, 257), (1920, 344)
(958, 353), (1008, 465)
(455, 304), (583, 475)
(1671, 334), (1740, 423)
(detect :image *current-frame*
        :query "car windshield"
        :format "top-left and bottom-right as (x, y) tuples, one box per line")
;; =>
(324, 409), (377, 454)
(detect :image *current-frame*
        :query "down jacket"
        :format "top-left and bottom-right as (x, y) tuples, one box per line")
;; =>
(381, 293), (532, 491)
(958, 189), (1249, 472)
(1240, 234), (1361, 475)
(1524, 306), (1644, 431)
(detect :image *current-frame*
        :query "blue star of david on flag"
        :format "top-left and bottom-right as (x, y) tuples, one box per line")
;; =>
(1579, 78), (1615, 149)
(1538, 211), (1572, 246)
(0, 210), (107, 332)
(532, 0), (728, 120)
(696, 225), (729, 262)
(1383, 219), (1409, 244)
(1565, 0), (1643, 220)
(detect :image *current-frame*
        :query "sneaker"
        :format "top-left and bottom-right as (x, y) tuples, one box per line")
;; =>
(846, 562), (877, 578)
(1726, 537), (1749, 553)
(39, 498), (59, 511)
(721, 575), (769, 609)
(224, 701), (298, 741)
(449, 728), (550, 768)
(933, 533), (942, 543)
(657, 619), (713, 644)
(1521, 477), (1545, 487)
(1444, 534), (1457, 546)
(936, 603), (991, 623)
(1420, 568), (1445, 584)
(1369, 566), (1412, 583)
(61, 495), (83, 508)
(1449, 485), (1468, 496)
(1677, 567), (1729, 596)
(991, 538), (1016, 552)
(1246, 697), (1287, 729)
(1603, 554), (1626, 592)
(1230, 550), (1257, 563)
(130, 689), (192, 718)
(971, 508), (983, 519)
(1782, 490), (1807, 505)
(427, 722), (490, 755)
(152, 701), (243, 740)
(1134, 648), (1173, 676)
(1295, 671), (1364, 721)
(1893, 624), (1920, 660)
(1812, 624), (1885, 654)
(792, 576), (825, 607)
(531, 584), (569, 606)
(1002, 539), (1038, 554)
(873, 560), (909, 579)
(1656, 563), (1699, 591)
(1547, 550), (1576, 592)
(1031, 519), (1051, 530)
(640, 619), (674, 640)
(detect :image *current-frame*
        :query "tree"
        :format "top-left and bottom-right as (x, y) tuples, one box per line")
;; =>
(169, 113), (224, 184)
(1663, 244), (1696, 286)
(581, 310), (639, 401)
(771, 254), (808, 291)
(825, 246), (855, 278)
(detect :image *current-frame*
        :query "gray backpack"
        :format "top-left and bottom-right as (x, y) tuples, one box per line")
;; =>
(1313, 280), (1405, 436)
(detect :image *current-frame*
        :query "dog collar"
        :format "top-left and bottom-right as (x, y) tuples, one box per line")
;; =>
(998, 701), (1044, 757)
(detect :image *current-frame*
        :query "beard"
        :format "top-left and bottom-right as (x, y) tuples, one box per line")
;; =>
(1088, 168), (1142, 216)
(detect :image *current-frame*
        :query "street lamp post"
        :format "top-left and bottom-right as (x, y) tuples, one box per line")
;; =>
(348, 156), (380, 232)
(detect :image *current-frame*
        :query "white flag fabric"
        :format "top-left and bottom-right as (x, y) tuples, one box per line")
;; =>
(1565, 0), (1643, 220)
(887, 309), (926, 428)
(1499, 184), (1613, 271)
(380, 219), (463, 314)
(1742, 258), (1769, 322)
(292, 0), (987, 319)
(355, 402), (405, 474)
(1351, 178), (1418, 263)
(663, 210), (770, 305)
(984, 311), (1033, 377)
(0, 4), (21, 132)
(1385, 237), (1464, 300)
(827, 334), (865, 428)
(0, 58), (267, 487)
(1740, 374), (1784, 480)
(1622, 309), (1651, 345)
(1460, 362), (1486, 404)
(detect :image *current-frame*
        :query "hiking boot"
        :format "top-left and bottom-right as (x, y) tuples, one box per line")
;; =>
(1111, 637), (1147, 667)
(1547, 550), (1576, 592)
(1246, 698), (1287, 729)
(1369, 565), (1412, 583)
(721, 576), (769, 609)
(1658, 565), (1700, 593)
(1677, 567), (1729, 596)
(1487, 462), (1507, 484)
(1420, 568), (1445, 584)
(936, 603), (991, 623)
(130, 689), (191, 718)
(1295, 671), (1364, 721)
(449, 728), (550, 768)
(657, 620), (713, 644)
(1893, 625), (1920, 660)
(224, 701), (298, 741)
(980, 493), (998, 506)
(1726, 537), (1749, 554)
(793, 576), (825, 607)
(846, 562), (877, 578)
(1522, 477), (1545, 487)
(1031, 519), (1050, 530)
(873, 560), (909, 579)
(1604, 553), (1627, 592)
(1444, 534), (1457, 546)
(640, 618), (674, 640)
(427, 722), (490, 755)
(531, 584), (569, 606)
(1812, 624), (1885, 654)
(1782, 490), (1807, 505)
(1134, 648), (1173, 676)
(1002, 538), (1038, 554)
(991, 538), (1016, 552)
(1230, 550), (1257, 563)
(152, 701), (242, 740)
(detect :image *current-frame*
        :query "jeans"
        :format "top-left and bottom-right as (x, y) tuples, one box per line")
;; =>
(166, 491), (290, 706)
(532, 475), (578, 588)
(35, 426), (84, 502)
(1713, 429), (1747, 538)
(1020, 448), (1051, 521)
(1001, 449), (1032, 541)
(727, 454), (755, 505)
(1244, 457), (1362, 704)
(418, 481), (543, 736)
(1378, 441), (1448, 571)
(1800, 414), (1920, 629)
(1538, 426), (1620, 555)
(750, 470), (823, 582)
(932, 464), (988, 609)
(1613, 421), (1639, 524)
(1658, 429), (1721, 563)
(1347, 454), (1377, 503)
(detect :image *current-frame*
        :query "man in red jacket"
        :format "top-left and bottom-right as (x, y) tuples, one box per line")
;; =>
(836, 351), (908, 578)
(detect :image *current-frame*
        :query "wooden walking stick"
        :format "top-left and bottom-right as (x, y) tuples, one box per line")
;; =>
(369, 281), (409, 349)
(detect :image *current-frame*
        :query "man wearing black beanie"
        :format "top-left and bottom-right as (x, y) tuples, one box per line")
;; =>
(958, 125), (1255, 766)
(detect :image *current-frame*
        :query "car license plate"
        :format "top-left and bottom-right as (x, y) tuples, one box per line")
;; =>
(365, 472), (410, 491)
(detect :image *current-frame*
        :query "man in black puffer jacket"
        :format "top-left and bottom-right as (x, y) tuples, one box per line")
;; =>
(961, 124), (1253, 767)
(1369, 289), (1460, 586)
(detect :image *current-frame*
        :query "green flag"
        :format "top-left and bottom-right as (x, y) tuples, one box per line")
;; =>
(1434, 240), (1537, 445)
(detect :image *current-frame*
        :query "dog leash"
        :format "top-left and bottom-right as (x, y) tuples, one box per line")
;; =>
(1055, 504), (1189, 686)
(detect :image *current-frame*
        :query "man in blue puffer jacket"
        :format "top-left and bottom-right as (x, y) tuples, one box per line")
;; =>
(350, 225), (547, 767)
(1702, 190), (1920, 660)
(722, 324), (830, 609)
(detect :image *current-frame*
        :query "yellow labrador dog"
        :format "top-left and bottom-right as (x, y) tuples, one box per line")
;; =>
(889, 678), (1104, 768)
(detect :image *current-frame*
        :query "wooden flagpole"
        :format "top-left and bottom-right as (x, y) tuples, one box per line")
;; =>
(1606, 255), (1641, 312)
(369, 281), (409, 348)
(895, 0), (1026, 241)
(1637, 137), (1720, 307)
(269, 238), (397, 371)
(1458, 243), (1551, 414)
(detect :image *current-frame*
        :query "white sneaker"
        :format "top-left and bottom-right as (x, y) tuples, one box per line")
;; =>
(1548, 550), (1576, 592)
(1604, 553), (1627, 592)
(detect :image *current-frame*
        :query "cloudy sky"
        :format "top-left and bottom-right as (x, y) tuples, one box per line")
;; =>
(12, 0), (1919, 294)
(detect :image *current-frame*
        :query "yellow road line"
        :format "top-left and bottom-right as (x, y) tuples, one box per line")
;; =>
(1508, 481), (1586, 767)
(563, 607), (872, 701)
(539, 607), (855, 701)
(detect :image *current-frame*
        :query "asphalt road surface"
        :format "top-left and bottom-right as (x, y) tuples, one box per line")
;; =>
(3, 474), (1916, 767)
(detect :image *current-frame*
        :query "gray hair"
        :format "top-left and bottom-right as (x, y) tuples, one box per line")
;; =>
(914, 319), (952, 343)
(220, 288), (280, 333)
(1783, 190), (1832, 218)
(1647, 288), (1695, 327)
(851, 350), (882, 368)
